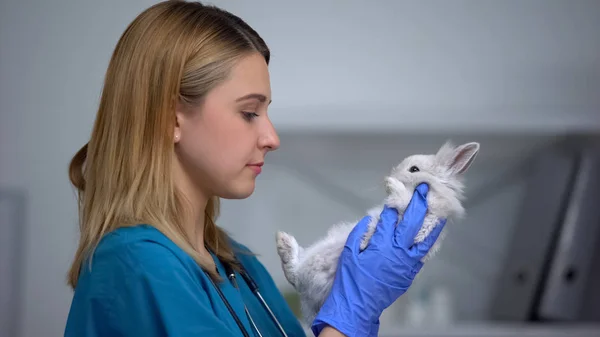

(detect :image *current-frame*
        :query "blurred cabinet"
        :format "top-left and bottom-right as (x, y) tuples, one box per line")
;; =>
(490, 137), (600, 322)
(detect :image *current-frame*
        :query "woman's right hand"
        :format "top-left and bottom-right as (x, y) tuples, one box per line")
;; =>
(311, 183), (447, 337)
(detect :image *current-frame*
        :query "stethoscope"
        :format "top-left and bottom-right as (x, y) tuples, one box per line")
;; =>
(203, 256), (289, 337)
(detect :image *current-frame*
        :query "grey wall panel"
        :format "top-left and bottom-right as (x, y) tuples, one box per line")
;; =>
(0, 189), (26, 337)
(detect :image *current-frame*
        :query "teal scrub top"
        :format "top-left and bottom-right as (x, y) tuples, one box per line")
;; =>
(64, 224), (307, 337)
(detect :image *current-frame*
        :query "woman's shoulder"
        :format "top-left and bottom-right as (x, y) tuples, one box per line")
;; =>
(77, 225), (198, 293)
(66, 226), (240, 336)
(92, 224), (188, 267)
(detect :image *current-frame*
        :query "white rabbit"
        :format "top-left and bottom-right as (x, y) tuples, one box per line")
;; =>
(275, 141), (480, 325)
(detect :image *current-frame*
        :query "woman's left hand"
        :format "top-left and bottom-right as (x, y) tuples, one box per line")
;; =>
(312, 183), (447, 337)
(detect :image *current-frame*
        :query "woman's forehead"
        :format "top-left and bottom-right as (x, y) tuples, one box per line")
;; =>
(208, 53), (271, 103)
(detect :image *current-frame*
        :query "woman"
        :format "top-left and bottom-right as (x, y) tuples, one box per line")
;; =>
(63, 1), (446, 336)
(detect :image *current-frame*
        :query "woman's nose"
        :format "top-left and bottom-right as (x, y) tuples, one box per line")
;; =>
(259, 118), (280, 151)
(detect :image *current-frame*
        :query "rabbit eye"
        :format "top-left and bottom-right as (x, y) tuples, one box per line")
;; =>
(409, 166), (420, 173)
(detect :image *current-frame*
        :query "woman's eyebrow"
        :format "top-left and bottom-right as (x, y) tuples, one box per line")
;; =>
(235, 93), (272, 104)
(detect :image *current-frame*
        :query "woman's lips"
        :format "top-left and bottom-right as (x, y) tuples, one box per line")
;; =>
(247, 162), (263, 174)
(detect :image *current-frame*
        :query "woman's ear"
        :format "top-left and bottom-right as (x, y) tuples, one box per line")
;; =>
(174, 100), (184, 144)
(174, 116), (181, 143)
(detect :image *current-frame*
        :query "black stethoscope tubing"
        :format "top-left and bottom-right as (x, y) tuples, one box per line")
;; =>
(204, 258), (289, 337)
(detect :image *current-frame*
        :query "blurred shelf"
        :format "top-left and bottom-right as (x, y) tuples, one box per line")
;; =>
(301, 323), (600, 337)
(376, 323), (600, 337)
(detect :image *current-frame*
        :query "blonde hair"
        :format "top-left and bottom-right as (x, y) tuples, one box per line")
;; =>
(67, 0), (269, 289)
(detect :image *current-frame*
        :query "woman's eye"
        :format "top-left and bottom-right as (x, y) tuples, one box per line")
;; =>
(409, 166), (420, 173)
(242, 112), (259, 121)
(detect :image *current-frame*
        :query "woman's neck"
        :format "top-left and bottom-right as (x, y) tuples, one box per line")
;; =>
(173, 159), (210, 256)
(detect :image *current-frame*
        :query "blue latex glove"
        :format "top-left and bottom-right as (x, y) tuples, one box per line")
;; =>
(311, 183), (447, 337)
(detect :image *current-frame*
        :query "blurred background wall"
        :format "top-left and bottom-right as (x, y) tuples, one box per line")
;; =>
(1, 1), (599, 336)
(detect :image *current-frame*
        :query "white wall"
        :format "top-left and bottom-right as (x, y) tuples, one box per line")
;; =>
(1, 1), (599, 336)
(220, 0), (600, 132)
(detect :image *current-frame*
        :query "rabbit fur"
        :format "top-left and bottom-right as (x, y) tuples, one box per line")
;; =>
(275, 141), (480, 325)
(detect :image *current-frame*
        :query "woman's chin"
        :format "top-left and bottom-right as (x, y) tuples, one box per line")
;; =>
(220, 181), (256, 200)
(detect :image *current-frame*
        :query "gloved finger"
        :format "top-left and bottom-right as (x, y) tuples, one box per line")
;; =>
(414, 218), (447, 257)
(370, 205), (399, 247)
(346, 215), (373, 252)
(395, 183), (429, 248)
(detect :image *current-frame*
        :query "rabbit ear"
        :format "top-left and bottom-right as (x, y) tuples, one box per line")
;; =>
(449, 142), (480, 175)
(436, 141), (480, 175)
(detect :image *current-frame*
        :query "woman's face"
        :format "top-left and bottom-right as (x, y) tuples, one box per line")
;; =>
(174, 52), (279, 200)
